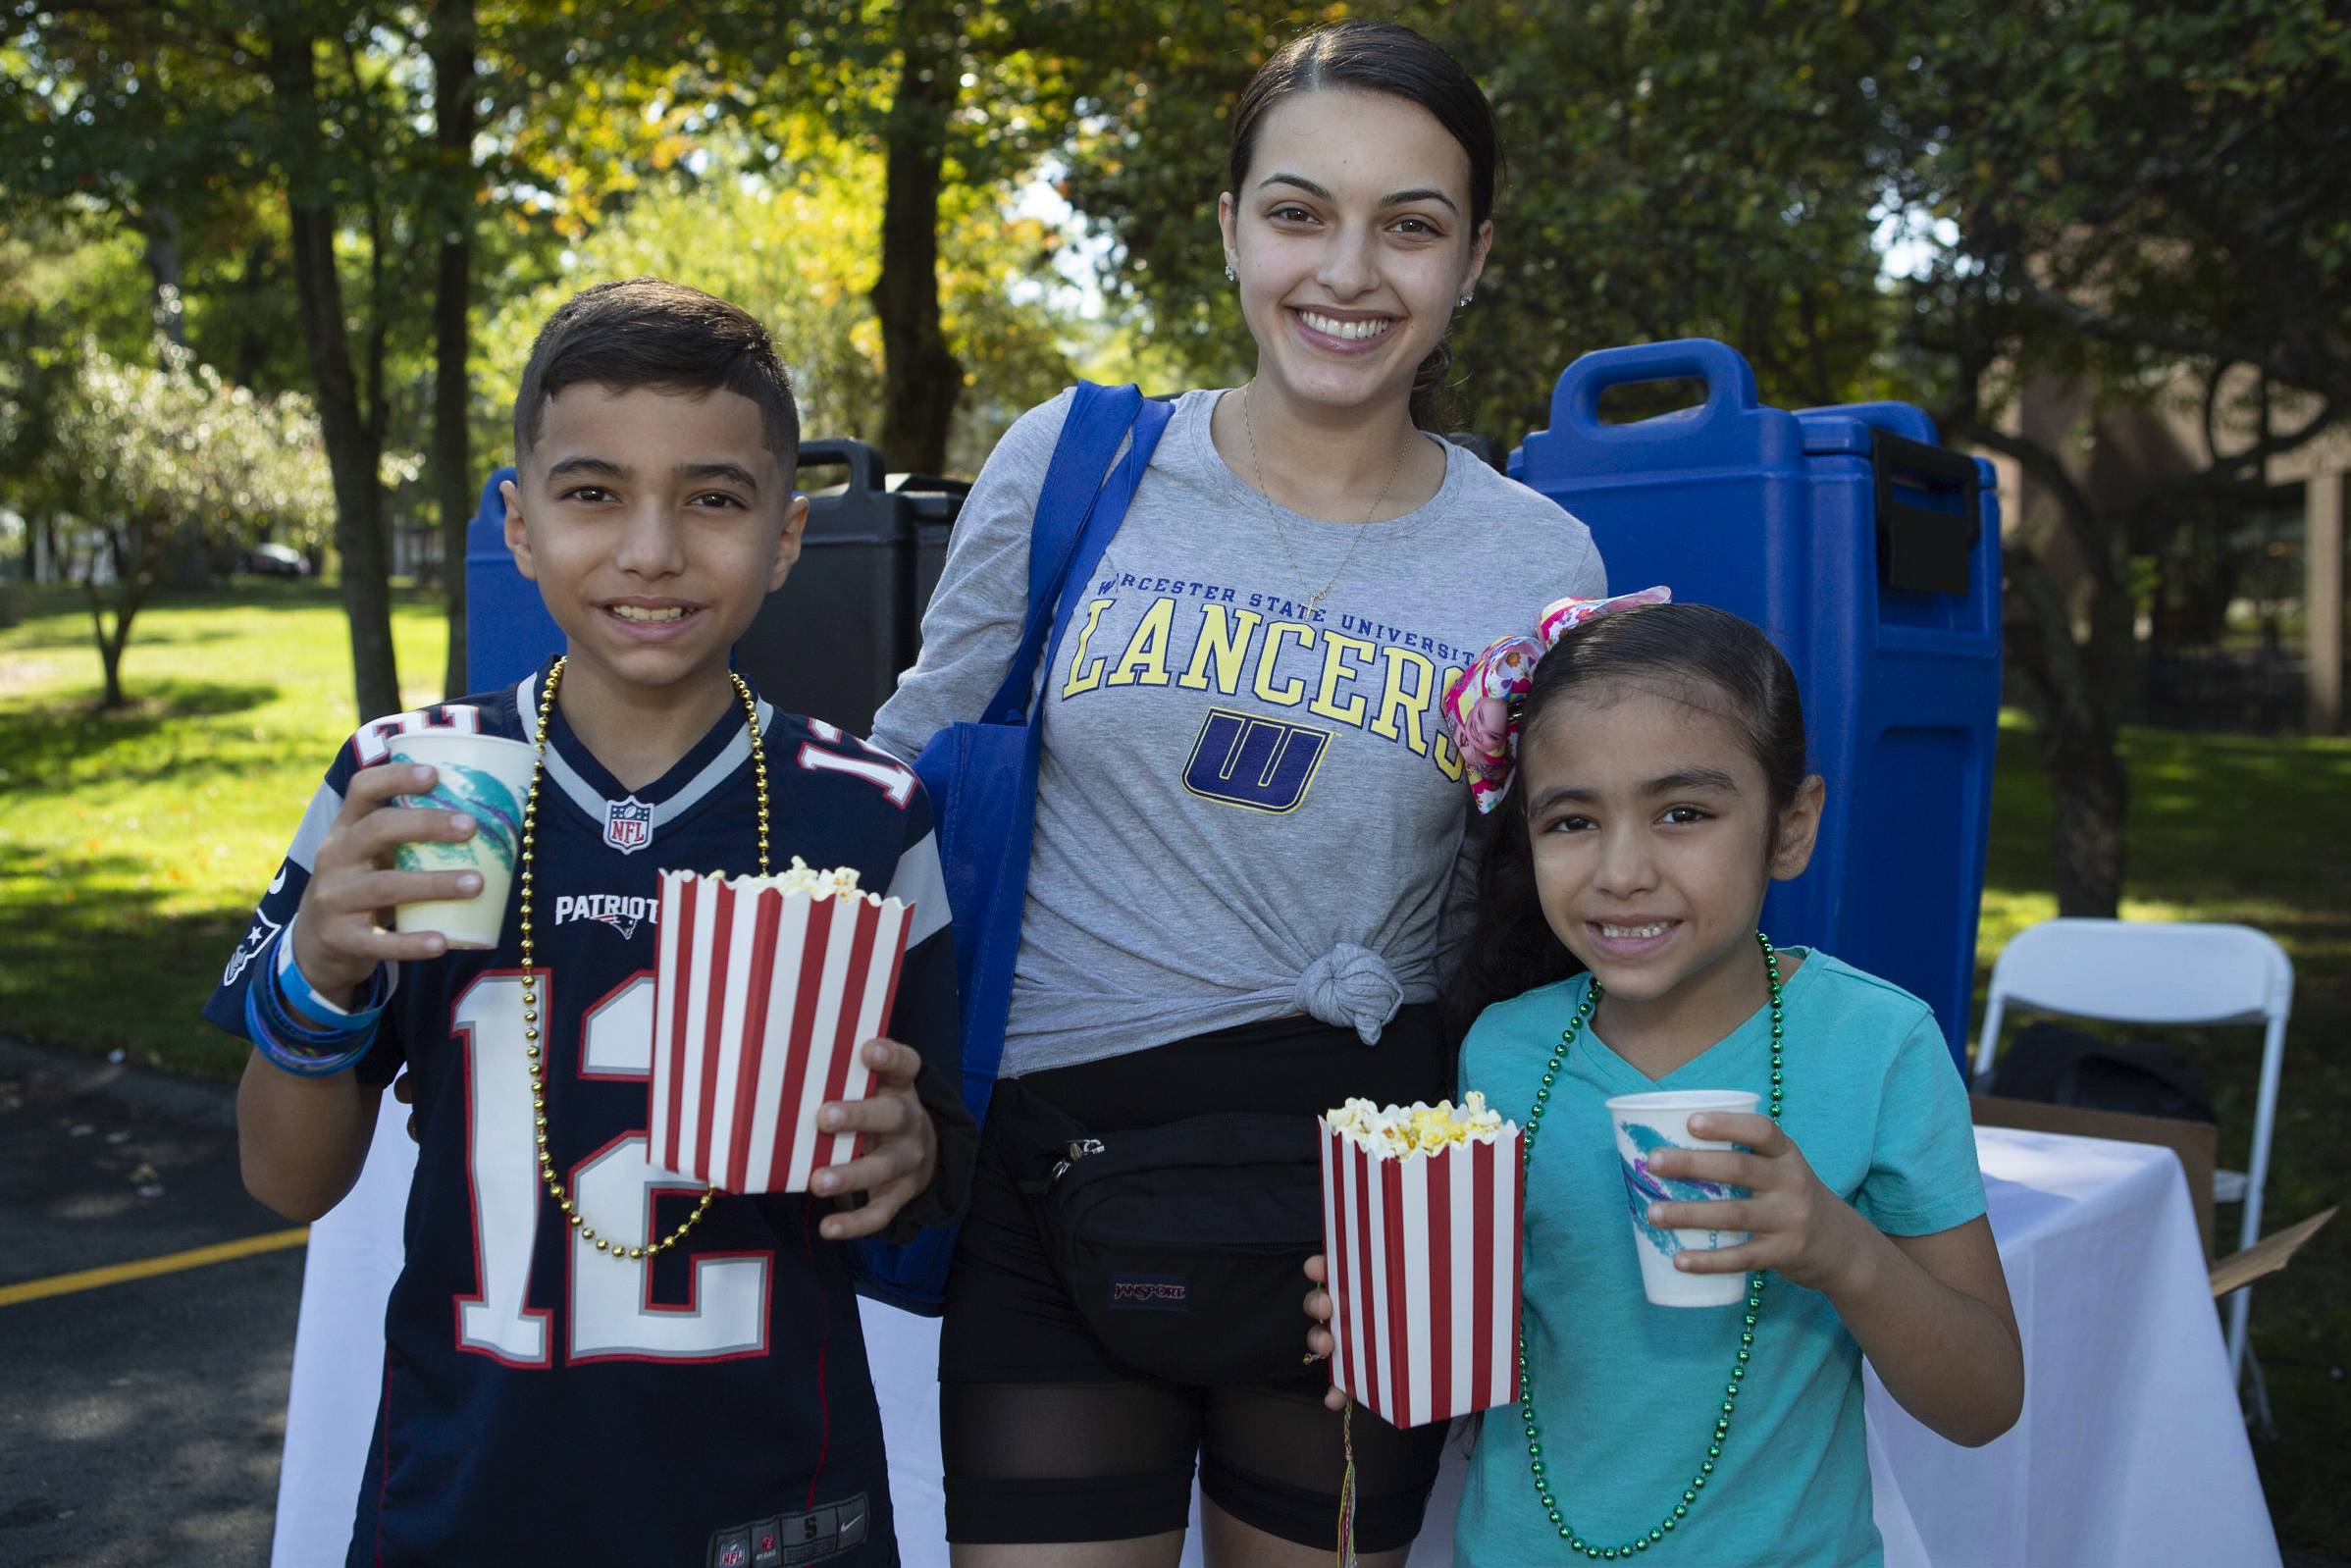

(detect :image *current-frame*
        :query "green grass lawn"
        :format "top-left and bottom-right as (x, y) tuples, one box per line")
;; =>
(1, 584), (2345, 1549)
(0, 581), (450, 1076)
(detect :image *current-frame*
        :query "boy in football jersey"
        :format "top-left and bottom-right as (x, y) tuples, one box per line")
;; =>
(211, 279), (971, 1568)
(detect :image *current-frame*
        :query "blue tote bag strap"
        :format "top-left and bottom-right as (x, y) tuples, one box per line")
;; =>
(855, 384), (1172, 1314)
(981, 385), (1166, 725)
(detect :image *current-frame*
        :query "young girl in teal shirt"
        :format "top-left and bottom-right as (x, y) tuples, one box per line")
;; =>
(1308, 598), (2023, 1566)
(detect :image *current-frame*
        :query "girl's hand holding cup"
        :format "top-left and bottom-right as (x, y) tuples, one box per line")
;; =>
(289, 761), (488, 1010)
(1644, 1112), (1877, 1296)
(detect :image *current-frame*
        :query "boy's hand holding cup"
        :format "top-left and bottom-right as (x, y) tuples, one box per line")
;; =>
(290, 758), (502, 1010)
(380, 733), (538, 950)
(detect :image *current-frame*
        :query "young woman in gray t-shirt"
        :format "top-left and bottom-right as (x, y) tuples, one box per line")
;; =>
(870, 23), (1605, 1567)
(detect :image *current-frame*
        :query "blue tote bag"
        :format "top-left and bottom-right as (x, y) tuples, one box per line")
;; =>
(854, 383), (1174, 1314)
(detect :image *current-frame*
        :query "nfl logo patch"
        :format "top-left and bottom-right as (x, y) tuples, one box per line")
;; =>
(603, 795), (653, 855)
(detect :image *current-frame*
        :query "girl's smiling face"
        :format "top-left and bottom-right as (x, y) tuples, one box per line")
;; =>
(1219, 88), (1490, 414)
(1520, 681), (1823, 1011)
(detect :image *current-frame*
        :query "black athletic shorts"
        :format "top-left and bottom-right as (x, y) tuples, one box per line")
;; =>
(938, 1007), (1453, 1551)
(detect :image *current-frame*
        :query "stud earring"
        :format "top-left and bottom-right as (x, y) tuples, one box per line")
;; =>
(1226, 263), (1237, 283)
(1458, 291), (1475, 307)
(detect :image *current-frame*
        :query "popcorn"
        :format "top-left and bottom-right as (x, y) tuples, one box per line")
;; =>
(766, 856), (876, 904)
(648, 862), (914, 1193)
(1325, 1092), (1509, 1159)
(1319, 1095), (1525, 1429)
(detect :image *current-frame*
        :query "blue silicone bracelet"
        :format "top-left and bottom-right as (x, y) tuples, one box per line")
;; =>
(274, 917), (390, 1033)
(247, 979), (376, 1076)
(243, 924), (385, 1076)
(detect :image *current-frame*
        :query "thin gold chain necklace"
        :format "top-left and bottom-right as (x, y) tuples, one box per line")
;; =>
(517, 654), (770, 1260)
(1240, 383), (1411, 615)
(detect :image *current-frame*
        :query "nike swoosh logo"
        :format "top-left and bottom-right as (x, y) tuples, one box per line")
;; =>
(268, 865), (287, 896)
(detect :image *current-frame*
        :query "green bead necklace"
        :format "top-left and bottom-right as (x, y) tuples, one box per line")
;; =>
(1517, 931), (1786, 1560)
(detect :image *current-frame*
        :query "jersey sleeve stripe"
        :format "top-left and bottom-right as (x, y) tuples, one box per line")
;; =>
(884, 831), (952, 950)
(287, 783), (344, 872)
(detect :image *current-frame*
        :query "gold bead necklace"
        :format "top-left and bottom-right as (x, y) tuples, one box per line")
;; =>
(518, 654), (770, 1261)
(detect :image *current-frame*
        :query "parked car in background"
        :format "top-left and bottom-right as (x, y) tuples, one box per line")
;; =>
(246, 543), (310, 578)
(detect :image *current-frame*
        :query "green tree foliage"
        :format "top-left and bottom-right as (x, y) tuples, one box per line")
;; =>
(1445, 1), (1904, 436)
(669, 0), (1122, 472)
(476, 143), (1073, 475)
(0, 2), (676, 711)
(15, 339), (332, 707)
(2, 2), (441, 719)
(1061, 0), (2347, 916)
(1058, 1), (1908, 440)
(1880, 0), (2351, 915)
(0, 215), (159, 580)
(7, 0), (2341, 922)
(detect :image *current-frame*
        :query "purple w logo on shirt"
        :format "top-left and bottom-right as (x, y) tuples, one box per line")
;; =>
(1180, 709), (1332, 814)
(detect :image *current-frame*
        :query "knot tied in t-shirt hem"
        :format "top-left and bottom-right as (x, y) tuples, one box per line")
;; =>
(1293, 943), (1405, 1045)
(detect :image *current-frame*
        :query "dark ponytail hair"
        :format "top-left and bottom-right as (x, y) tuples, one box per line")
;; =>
(1448, 603), (1812, 1038)
(1228, 22), (1501, 429)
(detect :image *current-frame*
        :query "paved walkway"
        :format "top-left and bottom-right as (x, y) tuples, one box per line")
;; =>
(0, 1036), (297, 1568)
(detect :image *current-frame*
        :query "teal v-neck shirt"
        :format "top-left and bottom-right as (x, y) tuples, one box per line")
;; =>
(1454, 951), (1985, 1568)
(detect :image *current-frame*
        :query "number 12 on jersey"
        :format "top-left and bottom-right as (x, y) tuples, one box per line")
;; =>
(449, 970), (771, 1366)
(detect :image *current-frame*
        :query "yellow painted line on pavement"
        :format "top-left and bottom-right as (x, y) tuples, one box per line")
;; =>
(0, 1227), (309, 1307)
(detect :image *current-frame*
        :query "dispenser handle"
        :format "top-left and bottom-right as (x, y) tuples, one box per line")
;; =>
(1550, 339), (1760, 441)
(796, 438), (882, 494)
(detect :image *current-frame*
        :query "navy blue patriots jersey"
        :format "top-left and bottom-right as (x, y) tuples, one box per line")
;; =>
(204, 662), (960, 1568)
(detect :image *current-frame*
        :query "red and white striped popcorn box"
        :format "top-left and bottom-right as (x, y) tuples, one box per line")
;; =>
(1319, 1114), (1526, 1430)
(649, 866), (913, 1194)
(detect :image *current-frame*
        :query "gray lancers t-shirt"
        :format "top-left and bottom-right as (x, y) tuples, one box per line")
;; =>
(870, 388), (1606, 1075)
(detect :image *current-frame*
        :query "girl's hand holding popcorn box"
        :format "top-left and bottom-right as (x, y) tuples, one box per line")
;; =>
(650, 858), (913, 1194)
(1319, 1094), (1526, 1429)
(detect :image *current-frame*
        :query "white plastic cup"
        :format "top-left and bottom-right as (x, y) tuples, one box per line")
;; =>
(385, 732), (539, 951)
(1605, 1089), (1762, 1307)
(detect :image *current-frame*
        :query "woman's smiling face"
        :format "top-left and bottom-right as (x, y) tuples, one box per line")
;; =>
(1221, 88), (1490, 414)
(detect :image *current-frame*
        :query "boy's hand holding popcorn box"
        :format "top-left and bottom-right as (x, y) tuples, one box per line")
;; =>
(1320, 1094), (1526, 1429)
(651, 857), (913, 1194)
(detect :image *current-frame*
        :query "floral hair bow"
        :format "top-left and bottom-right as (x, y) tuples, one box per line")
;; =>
(1439, 586), (1673, 813)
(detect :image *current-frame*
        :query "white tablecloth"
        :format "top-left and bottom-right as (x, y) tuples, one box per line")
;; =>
(1862, 1126), (2276, 1568)
(272, 1115), (2275, 1567)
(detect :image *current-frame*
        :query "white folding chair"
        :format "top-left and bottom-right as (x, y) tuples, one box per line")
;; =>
(1971, 917), (2292, 1397)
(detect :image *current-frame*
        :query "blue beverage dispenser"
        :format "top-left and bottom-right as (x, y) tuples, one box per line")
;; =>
(462, 468), (560, 697)
(1513, 340), (2002, 1073)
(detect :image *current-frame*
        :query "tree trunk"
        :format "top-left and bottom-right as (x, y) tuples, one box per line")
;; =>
(83, 522), (157, 710)
(85, 575), (128, 709)
(271, 32), (403, 723)
(1957, 415), (2135, 918)
(2003, 550), (2129, 915)
(431, 0), (477, 698)
(869, 16), (963, 475)
(137, 204), (186, 350)
(2043, 724), (2129, 916)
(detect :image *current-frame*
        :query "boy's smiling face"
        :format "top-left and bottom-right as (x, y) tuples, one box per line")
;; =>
(502, 382), (808, 698)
